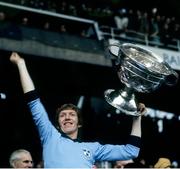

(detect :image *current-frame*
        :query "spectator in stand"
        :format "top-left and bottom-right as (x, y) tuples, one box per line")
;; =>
(113, 159), (134, 168)
(160, 18), (172, 47)
(154, 157), (172, 168)
(43, 21), (51, 30)
(139, 12), (149, 35)
(149, 17), (160, 43)
(171, 23), (180, 41)
(21, 17), (29, 26)
(114, 9), (129, 37)
(60, 24), (67, 33)
(113, 158), (147, 168)
(9, 149), (33, 168)
(127, 9), (139, 31)
(0, 11), (10, 38)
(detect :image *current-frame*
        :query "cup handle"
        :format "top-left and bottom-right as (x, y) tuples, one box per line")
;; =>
(164, 62), (179, 86)
(105, 43), (123, 71)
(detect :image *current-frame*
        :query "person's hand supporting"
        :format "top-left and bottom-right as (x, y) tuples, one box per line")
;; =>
(137, 103), (147, 116)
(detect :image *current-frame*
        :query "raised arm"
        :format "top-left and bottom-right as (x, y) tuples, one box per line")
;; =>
(130, 103), (146, 137)
(10, 52), (35, 93)
(10, 52), (58, 143)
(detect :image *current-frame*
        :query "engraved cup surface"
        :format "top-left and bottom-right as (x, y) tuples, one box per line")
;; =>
(117, 43), (177, 92)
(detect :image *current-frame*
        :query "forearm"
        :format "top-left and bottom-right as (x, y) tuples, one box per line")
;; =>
(130, 116), (141, 137)
(17, 59), (35, 93)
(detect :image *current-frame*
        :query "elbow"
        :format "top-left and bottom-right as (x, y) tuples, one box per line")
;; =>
(132, 152), (139, 159)
(130, 149), (140, 159)
(126, 145), (140, 159)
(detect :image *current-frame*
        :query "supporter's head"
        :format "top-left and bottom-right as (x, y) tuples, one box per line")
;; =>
(154, 158), (171, 168)
(9, 149), (33, 168)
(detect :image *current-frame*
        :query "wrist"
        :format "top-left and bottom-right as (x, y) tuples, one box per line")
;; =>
(133, 115), (141, 121)
(17, 58), (25, 66)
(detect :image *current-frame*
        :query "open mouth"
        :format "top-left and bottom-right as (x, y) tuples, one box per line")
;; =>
(64, 122), (73, 126)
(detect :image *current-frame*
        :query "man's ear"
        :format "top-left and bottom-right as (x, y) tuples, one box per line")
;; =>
(12, 161), (17, 168)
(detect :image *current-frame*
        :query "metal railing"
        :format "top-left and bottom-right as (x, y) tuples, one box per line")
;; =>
(98, 25), (180, 51)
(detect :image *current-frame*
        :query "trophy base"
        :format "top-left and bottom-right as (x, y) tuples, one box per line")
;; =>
(104, 89), (141, 116)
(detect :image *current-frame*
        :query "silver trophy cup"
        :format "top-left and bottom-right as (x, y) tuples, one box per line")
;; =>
(104, 43), (179, 116)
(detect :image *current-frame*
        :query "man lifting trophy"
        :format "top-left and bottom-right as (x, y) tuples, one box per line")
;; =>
(104, 43), (179, 116)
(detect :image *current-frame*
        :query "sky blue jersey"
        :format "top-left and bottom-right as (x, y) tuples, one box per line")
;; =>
(25, 91), (140, 168)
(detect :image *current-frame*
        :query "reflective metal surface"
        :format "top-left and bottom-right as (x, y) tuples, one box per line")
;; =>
(105, 43), (179, 116)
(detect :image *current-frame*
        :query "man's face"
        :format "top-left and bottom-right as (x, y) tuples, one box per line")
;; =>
(13, 153), (33, 168)
(58, 109), (79, 136)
